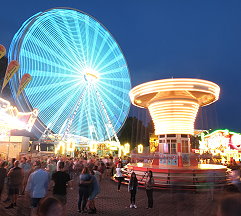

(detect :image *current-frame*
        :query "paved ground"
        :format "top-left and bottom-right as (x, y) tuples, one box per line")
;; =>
(0, 176), (227, 216)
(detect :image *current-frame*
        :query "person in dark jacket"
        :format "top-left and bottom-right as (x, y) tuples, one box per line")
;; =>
(145, 170), (154, 209)
(0, 161), (7, 201)
(5, 160), (23, 209)
(3, 158), (16, 203)
(128, 172), (138, 209)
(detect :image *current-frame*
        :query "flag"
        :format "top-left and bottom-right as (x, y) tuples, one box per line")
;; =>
(1, 60), (20, 91)
(17, 73), (32, 97)
(0, 45), (6, 59)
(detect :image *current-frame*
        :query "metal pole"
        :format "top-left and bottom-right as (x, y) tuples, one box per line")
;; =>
(7, 136), (10, 161)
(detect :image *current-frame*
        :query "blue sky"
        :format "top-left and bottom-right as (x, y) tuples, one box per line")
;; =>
(1, 0), (241, 131)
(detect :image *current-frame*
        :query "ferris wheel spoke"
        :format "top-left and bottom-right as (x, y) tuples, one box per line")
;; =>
(89, 22), (100, 67)
(26, 79), (78, 97)
(93, 43), (118, 70)
(30, 70), (82, 79)
(73, 18), (87, 65)
(28, 33), (77, 70)
(37, 26), (80, 69)
(21, 49), (77, 74)
(96, 83), (129, 108)
(44, 87), (82, 129)
(36, 82), (81, 111)
(101, 76), (130, 83)
(43, 25), (84, 71)
(56, 14), (84, 65)
(84, 16), (90, 64)
(96, 54), (123, 72)
(96, 86), (125, 109)
(98, 80), (130, 94)
(91, 34), (108, 67)
(100, 66), (128, 76)
(58, 18), (82, 64)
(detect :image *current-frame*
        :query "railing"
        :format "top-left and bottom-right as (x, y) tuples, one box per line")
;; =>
(115, 166), (227, 191)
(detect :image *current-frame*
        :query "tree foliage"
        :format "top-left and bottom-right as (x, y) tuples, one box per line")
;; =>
(118, 116), (154, 150)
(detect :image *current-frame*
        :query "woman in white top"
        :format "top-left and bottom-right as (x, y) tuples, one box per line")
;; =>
(115, 163), (123, 191)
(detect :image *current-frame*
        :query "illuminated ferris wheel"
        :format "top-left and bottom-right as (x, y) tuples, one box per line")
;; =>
(8, 8), (131, 141)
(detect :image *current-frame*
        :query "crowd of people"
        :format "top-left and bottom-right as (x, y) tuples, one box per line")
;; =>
(0, 153), (155, 216)
(1, 152), (241, 215)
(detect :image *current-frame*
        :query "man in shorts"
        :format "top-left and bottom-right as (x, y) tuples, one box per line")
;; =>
(25, 160), (49, 215)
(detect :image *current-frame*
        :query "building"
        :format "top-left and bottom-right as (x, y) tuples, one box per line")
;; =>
(0, 136), (30, 159)
(199, 129), (241, 162)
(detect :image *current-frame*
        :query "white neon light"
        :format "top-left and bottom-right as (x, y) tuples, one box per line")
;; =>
(124, 143), (130, 155)
(138, 144), (143, 153)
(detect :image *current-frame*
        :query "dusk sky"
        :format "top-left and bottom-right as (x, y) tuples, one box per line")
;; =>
(1, 0), (241, 132)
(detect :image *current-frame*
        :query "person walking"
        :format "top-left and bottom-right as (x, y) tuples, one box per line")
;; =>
(128, 172), (138, 209)
(5, 160), (23, 209)
(25, 160), (49, 215)
(3, 158), (16, 203)
(145, 170), (154, 209)
(78, 167), (92, 213)
(115, 163), (124, 192)
(19, 157), (31, 195)
(0, 161), (7, 201)
(87, 170), (100, 214)
(51, 161), (71, 206)
(99, 162), (106, 178)
(46, 158), (56, 180)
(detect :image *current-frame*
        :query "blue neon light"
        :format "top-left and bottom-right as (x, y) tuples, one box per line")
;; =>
(8, 8), (131, 141)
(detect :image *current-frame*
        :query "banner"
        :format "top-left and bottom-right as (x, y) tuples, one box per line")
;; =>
(1, 60), (20, 91)
(17, 73), (32, 97)
(0, 45), (6, 59)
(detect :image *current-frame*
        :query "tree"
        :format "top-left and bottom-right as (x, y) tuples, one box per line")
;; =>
(190, 135), (200, 149)
(118, 116), (150, 150)
(118, 116), (154, 149)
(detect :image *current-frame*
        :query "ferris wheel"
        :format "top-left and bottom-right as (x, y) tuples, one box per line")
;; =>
(8, 8), (131, 141)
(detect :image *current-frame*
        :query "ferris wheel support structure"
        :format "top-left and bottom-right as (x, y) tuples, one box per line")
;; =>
(95, 89), (121, 157)
(62, 88), (87, 140)
(95, 89), (120, 143)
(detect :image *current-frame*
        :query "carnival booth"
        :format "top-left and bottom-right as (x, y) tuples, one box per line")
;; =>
(0, 98), (38, 158)
(199, 129), (241, 163)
